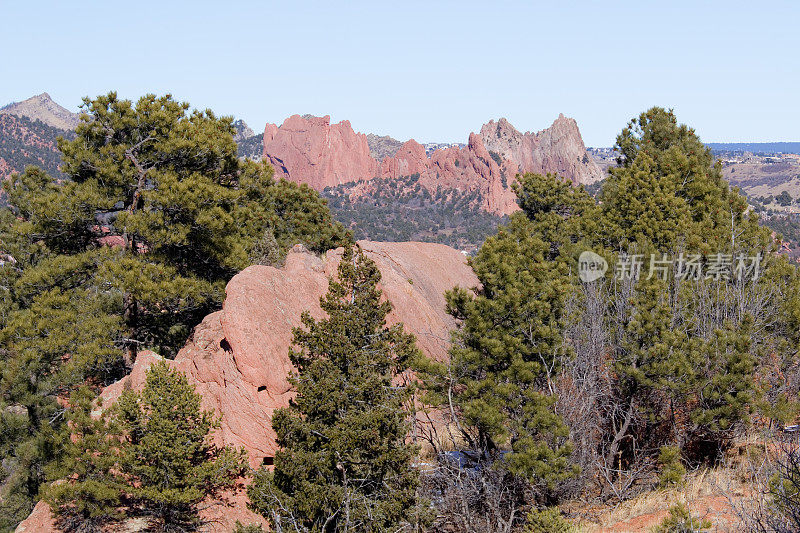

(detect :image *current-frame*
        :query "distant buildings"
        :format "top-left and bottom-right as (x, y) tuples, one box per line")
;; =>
(423, 142), (465, 157)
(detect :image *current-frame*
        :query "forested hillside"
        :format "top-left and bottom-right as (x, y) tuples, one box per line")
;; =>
(323, 173), (507, 252)
(0, 114), (72, 180)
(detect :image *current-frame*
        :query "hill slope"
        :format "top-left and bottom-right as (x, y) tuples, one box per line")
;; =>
(0, 114), (72, 181)
(323, 173), (507, 252)
(0, 92), (81, 130)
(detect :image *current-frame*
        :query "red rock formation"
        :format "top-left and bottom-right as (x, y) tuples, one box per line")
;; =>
(262, 114), (601, 215)
(167, 241), (477, 465)
(262, 114), (377, 190)
(378, 139), (430, 179)
(14, 501), (57, 533)
(16, 241), (477, 532)
(479, 115), (604, 187)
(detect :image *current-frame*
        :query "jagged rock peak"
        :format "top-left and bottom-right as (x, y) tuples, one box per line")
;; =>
(261, 113), (603, 214)
(232, 118), (255, 142)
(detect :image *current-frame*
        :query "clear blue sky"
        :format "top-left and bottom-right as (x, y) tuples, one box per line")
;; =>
(1, 0), (797, 146)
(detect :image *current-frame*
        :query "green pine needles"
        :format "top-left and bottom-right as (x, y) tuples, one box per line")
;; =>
(0, 91), (347, 531)
(248, 244), (424, 532)
(43, 361), (246, 532)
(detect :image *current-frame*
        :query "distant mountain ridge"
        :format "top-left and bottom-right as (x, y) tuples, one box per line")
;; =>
(0, 92), (81, 130)
(707, 142), (800, 155)
(232, 119), (255, 142)
(0, 94), (267, 179)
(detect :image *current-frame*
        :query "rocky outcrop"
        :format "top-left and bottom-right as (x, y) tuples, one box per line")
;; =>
(16, 240), (477, 532)
(14, 501), (57, 533)
(232, 119), (255, 142)
(479, 115), (604, 187)
(378, 139), (430, 179)
(0, 93), (81, 131)
(167, 240), (476, 465)
(262, 114), (601, 215)
(79, 242), (475, 463)
(366, 133), (404, 162)
(262, 115), (377, 190)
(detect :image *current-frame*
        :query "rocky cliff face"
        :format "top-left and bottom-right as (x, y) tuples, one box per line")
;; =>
(232, 119), (255, 142)
(16, 241), (477, 532)
(263, 114), (378, 190)
(0, 93), (81, 131)
(167, 240), (476, 464)
(262, 114), (602, 215)
(479, 115), (604, 187)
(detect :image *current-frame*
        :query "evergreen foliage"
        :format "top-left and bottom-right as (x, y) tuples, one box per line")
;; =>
(657, 446), (686, 489)
(248, 244), (422, 532)
(601, 107), (766, 253)
(0, 92), (347, 531)
(42, 387), (123, 531)
(651, 504), (711, 533)
(416, 107), (795, 522)
(415, 172), (590, 500)
(594, 108), (773, 467)
(523, 507), (575, 533)
(43, 362), (246, 532)
(115, 361), (246, 530)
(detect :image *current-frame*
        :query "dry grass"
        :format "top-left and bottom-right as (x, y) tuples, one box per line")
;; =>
(569, 438), (775, 532)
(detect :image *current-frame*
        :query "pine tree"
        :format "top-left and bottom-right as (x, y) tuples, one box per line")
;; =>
(0, 92), (347, 529)
(596, 109), (771, 466)
(524, 507), (575, 533)
(652, 504), (711, 532)
(513, 172), (599, 260)
(417, 175), (581, 490)
(248, 244), (422, 532)
(42, 387), (124, 532)
(601, 106), (768, 254)
(115, 361), (246, 531)
(3, 92), (348, 360)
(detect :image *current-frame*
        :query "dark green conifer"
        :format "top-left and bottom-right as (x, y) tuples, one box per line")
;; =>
(42, 387), (124, 531)
(116, 361), (246, 531)
(0, 92), (347, 530)
(248, 245), (422, 532)
(417, 174), (583, 488)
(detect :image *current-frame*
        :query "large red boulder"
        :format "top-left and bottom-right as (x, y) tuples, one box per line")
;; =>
(169, 240), (477, 465)
(17, 240), (477, 532)
(96, 241), (476, 465)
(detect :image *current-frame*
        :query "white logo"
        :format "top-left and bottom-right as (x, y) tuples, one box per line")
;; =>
(579, 251), (608, 283)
